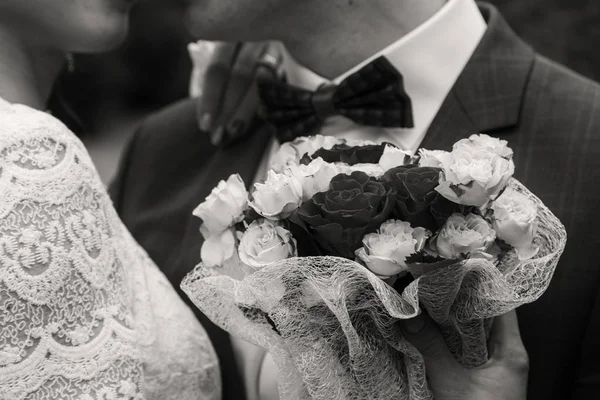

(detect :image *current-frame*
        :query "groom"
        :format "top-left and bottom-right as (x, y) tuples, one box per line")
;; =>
(110, 0), (600, 399)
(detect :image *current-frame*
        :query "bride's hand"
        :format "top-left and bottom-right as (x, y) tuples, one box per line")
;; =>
(192, 41), (282, 147)
(399, 310), (529, 400)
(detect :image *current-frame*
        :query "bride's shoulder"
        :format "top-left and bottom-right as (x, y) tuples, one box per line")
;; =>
(0, 98), (85, 152)
(0, 98), (100, 211)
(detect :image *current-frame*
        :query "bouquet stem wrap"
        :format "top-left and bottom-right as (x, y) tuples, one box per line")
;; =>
(182, 179), (566, 400)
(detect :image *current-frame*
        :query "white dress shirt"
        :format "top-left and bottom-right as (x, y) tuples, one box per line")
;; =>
(256, 0), (486, 182)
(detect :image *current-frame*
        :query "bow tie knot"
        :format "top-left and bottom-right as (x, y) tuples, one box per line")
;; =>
(312, 84), (339, 121)
(258, 57), (414, 143)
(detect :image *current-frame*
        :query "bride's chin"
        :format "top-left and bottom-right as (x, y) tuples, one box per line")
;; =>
(71, 19), (130, 53)
(66, 0), (135, 52)
(99, 24), (129, 51)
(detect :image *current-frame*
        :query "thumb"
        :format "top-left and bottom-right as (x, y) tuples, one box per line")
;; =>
(488, 310), (529, 367)
(399, 313), (459, 375)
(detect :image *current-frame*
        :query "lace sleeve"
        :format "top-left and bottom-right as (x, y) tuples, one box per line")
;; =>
(0, 104), (145, 400)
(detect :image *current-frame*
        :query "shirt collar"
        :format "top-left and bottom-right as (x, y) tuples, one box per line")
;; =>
(281, 0), (486, 94)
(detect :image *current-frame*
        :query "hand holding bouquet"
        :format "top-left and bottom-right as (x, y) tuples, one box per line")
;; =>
(183, 134), (566, 400)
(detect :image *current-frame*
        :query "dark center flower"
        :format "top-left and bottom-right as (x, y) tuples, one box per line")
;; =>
(295, 171), (396, 258)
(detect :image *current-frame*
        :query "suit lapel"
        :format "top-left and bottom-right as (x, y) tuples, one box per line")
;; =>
(419, 90), (479, 151)
(160, 118), (271, 400)
(198, 121), (274, 196)
(421, 2), (535, 150)
(178, 120), (273, 275)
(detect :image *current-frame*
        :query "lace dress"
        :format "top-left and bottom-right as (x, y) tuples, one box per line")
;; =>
(0, 97), (221, 400)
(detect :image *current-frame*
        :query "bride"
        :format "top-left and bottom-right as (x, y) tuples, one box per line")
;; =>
(0, 1), (220, 399)
(0, 0), (529, 399)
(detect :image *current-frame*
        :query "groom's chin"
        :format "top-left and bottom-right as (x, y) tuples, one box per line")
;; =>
(182, 2), (266, 41)
(184, 10), (234, 40)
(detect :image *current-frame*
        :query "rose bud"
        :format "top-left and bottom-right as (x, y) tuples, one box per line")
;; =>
(201, 229), (236, 267)
(238, 219), (297, 268)
(434, 142), (515, 207)
(355, 220), (430, 278)
(193, 174), (248, 238)
(429, 213), (497, 259)
(285, 157), (342, 201)
(249, 170), (303, 219)
(491, 187), (539, 260)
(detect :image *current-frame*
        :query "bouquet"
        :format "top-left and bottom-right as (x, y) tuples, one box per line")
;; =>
(182, 134), (566, 400)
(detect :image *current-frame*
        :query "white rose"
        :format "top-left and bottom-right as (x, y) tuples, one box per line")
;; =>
(355, 220), (430, 278)
(250, 170), (303, 219)
(200, 229), (236, 267)
(238, 219), (297, 268)
(491, 187), (539, 260)
(193, 174), (248, 237)
(379, 145), (414, 170)
(285, 158), (341, 201)
(269, 142), (300, 173)
(418, 149), (451, 168)
(430, 213), (496, 259)
(455, 134), (513, 159)
(435, 145), (515, 207)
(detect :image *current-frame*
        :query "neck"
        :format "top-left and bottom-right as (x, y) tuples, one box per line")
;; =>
(280, 0), (446, 78)
(0, 27), (65, 109)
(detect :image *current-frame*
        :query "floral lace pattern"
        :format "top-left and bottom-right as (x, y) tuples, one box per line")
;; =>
(0, 99), (221, 400)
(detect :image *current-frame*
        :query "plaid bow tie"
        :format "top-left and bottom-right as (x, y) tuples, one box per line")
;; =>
(258, 57), (414, 143)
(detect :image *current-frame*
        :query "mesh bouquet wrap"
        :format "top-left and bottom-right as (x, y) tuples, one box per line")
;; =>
(182, 134), (567, 400)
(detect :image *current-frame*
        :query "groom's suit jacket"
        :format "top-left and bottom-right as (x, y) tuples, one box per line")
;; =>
(110, 3), (600, 399)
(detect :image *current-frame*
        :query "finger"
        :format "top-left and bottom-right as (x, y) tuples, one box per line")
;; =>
(218, 43), (284, 144)
(196, 42), (239, 133)
(218, 77), (259, 145)
(258, 353), (280, 400)
(196, 42), (239, 142)
(188, 41), (219, 97)
(488, 310), (528, 363)
(231, 337), (267, 400)
(258, 41), (285, 82)
(219, 53), (283, 145)
(399, 312), (459, 376)
(220, 43), (268, 119)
